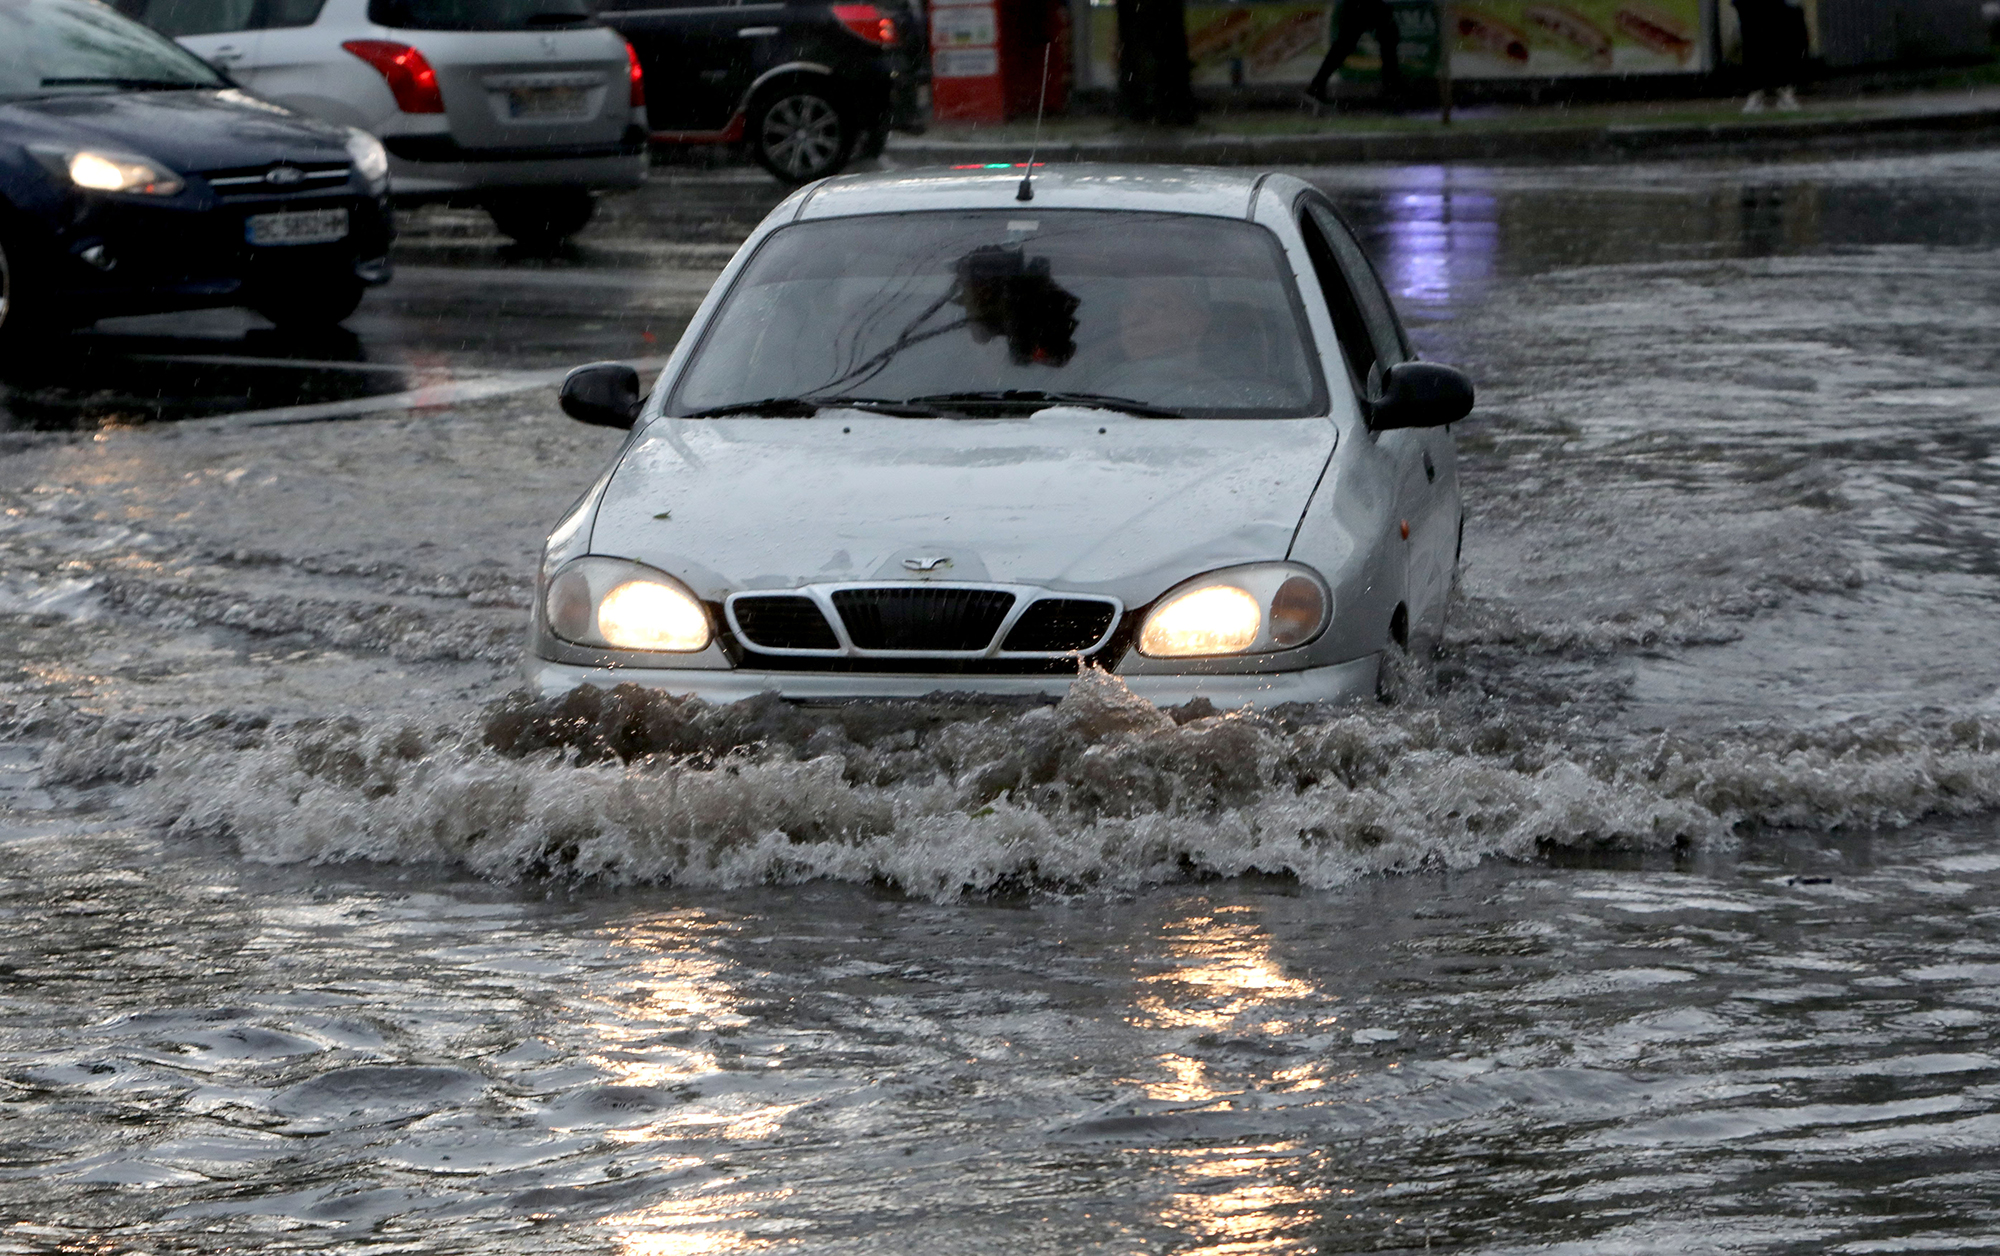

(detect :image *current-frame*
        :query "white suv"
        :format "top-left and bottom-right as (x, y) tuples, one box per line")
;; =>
(121, 0), (647, 244)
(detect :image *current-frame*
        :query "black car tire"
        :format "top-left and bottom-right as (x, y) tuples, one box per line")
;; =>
(853, 123), (889, 161)
(253, 275), (365, 329)
(0, 227), (55, 358)
(485, 189), (596, 247)
(748, 86), (856, 184)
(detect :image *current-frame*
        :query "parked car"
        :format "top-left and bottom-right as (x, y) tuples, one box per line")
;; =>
(529, 166), (1473, 709)
(117, 0), (647, 244)
(0, 0), (392, 345)
(605, 0), (925, 184)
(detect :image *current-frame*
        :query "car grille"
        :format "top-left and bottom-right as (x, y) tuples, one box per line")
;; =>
(732, 594), (840, 651)
(832, 587), (1015, 652)
(725, 585), (1122, 660)
(201, 162), (353, 197)
(1000, 599), (1119, 653)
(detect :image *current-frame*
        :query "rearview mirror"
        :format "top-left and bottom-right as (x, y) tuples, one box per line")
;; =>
(1369, 361), (1474, 431)
(560, 362), (641, 429)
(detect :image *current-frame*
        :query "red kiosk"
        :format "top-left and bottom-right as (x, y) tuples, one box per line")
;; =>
(930, 0), (1071, 124)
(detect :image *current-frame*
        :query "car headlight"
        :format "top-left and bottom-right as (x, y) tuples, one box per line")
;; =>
(545, 556), (712, 652)
(345, 128), (389, 192)
(44, 149), (184, 196)
(1137, 563), (1329, 658)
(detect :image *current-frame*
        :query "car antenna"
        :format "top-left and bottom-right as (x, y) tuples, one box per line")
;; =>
(1016, 42), (1051, 202)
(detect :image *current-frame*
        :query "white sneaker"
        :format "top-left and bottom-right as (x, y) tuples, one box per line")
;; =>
(1742, 90), (1767, 114)
(1777, 86), (1800, 111)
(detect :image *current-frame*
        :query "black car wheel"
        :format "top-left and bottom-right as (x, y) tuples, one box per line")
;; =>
(0, 228), (56, 357)
(749, 88), (854, 184)
(486, 189), (597, 248)
(253, 275), (366, 329)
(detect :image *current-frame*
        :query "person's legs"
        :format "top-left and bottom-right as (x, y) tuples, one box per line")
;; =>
(1306, 0), (1376, 101)
(1373, 2), (1404, 98)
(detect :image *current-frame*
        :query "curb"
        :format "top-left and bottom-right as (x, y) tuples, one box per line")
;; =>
(883, 104), (2000, 167)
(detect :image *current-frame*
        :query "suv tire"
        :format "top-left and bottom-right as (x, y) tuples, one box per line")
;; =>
(748, 86), (855, 183)
(486, 189), (597, 247)
(253, 274), (366, 329)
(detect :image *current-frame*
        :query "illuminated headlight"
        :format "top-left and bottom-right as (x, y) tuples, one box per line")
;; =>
(544, 557), (712, 652)
(1137, 564), (1329, 658)
(345, 128), (389, 192)
(64, 150), (183, 196)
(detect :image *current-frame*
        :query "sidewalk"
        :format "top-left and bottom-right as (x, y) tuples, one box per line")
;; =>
(883, 78), (2000, 167)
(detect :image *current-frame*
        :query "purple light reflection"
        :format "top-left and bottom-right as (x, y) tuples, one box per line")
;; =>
(1370, 167), (1498, 319)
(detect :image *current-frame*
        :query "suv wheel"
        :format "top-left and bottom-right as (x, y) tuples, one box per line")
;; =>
(749, 88), (854, 183)
(253, 274), (365, 329)
(486, 189), (597, 247)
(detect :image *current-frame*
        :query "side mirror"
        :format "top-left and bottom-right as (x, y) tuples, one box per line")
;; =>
(560, 362), (641, 429)
(1368, 361), (1474, 431)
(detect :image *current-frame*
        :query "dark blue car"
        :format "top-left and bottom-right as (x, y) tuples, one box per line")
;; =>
(0, 0), (393, 348)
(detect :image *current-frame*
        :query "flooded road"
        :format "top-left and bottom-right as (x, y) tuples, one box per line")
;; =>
(7, 149), (2000, 1252)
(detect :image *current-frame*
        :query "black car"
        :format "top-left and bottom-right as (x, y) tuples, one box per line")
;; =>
(605, 0), (925, 184)
(0, 0), (392, 350)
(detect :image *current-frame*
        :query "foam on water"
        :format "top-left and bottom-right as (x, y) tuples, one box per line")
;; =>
(71, 665), (2000, 898)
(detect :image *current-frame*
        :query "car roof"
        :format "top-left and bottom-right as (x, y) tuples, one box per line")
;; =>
(790, 164), (1277, 222)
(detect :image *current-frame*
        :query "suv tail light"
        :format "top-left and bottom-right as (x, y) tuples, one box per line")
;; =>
(625, 39), (645, 109)
(342, 40), (445, 114)
(830, 3), (896, 45)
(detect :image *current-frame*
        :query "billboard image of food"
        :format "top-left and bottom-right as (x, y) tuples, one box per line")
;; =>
(1084, 0), (1704, 90)
(1449, 0), (1702, 75)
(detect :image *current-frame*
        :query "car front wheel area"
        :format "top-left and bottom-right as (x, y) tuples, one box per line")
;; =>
(748, 87), (855, 184)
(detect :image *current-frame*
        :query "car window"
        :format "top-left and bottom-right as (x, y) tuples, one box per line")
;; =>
(1295, 202), (1379, 390)
(369, 0), (592, 29)
(261, 0), (327, 27)
(596, 0), (730, 10)
(134, 0), (253, 35)
(1305, 200), (1408, 372)
(669, 210), (1327, 420)
(0, 0), (226, 98)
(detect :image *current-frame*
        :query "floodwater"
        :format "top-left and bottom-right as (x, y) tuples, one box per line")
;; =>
(7, 149), (2000, 1252)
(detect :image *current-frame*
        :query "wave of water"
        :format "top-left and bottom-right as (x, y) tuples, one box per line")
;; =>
(48, 667), (1995, 899)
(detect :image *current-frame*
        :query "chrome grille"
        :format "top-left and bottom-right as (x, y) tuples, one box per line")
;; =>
(724, 584), (1122, 660)
(201, 162), (353, 196)
(832, 587), (1015, 652)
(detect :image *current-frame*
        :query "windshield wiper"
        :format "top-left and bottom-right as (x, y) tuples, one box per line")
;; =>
(904, 390), (1182, 418)
(682, 395), (944, 418)
(40, 76), (210, 90)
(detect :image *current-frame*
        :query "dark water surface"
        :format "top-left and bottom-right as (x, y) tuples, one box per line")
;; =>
(5, 150), (2000, 1252)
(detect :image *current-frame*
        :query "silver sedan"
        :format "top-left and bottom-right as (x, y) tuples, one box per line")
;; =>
(530, 165), (1471, 709)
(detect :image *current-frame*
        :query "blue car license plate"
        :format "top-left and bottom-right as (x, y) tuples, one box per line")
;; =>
(245, 208), (349, 247)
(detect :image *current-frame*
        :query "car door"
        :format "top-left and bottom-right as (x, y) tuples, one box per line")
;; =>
(602, 0), (751, 132)
(1297, 196), (1454, 649)
(230, 0), (350, 121)
(136, 0), (263, 75)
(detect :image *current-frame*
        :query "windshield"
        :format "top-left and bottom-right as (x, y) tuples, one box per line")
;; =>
(0, 0), (224, 98)
(668, 210), (1327, 419)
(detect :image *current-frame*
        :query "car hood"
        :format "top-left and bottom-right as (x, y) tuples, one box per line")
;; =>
(2, 89), (347, 172)
(591, 411), (1338, 599)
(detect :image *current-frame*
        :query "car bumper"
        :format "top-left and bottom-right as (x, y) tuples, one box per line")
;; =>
(527, 655), (1382, 710)
(387, 152), (647, 199)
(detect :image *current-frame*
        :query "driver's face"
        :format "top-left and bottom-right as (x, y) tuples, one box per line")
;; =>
(1118, 278), (1210, 361)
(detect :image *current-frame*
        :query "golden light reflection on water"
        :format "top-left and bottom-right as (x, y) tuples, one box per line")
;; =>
(1134, 907), (1336, 1249)
(1159, 1146), (1323, 1255)
(590, 914), (797, 1253)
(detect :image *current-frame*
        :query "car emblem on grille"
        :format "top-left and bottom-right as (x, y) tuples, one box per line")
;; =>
(264, 165), (306, 186)
(539, 32), (558, 54)
(902, 556), (952, 572)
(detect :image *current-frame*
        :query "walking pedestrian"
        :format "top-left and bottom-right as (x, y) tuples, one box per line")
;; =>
(1732, 0), (1808, 113)
(1305, 0), (1404, 107)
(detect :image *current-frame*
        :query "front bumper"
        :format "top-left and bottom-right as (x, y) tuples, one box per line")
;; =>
(527, 654), (1382, 710)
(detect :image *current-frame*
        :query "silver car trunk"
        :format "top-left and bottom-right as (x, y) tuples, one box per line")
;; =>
(420, 28), (630, 150)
